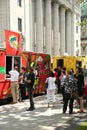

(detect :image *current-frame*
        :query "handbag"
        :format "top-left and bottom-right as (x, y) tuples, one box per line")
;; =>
(45, 82), (48, 88)
(45, 78), (49, 88)
(73, 90), (79, 99)
(70, 78), (78, 99)
(70, 89), (78, 99)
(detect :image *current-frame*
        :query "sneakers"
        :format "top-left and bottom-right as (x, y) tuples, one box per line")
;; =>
(78, 109), (84, 113)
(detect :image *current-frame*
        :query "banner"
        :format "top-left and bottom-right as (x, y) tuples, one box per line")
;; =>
(5, 30), (22, 56)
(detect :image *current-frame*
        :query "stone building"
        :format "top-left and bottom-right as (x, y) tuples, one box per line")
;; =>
(81, 0), (87, 56)
(0, 0), (81, 56)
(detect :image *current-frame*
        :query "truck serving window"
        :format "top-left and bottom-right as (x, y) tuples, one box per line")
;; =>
(6, 56), (12, 74)
(57, 59), (64, 68)
(6, 56), (21, 75)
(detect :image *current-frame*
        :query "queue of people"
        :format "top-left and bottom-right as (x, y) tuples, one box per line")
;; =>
(8, 64), (87, 113)
(63, 67), (86, 114)
(8, 66), (35, 111)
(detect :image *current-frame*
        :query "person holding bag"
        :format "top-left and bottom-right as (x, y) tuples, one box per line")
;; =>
(46, 71), (56, 108)
(63, 70), (75, 114)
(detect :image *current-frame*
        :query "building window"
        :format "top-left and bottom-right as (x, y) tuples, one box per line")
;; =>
(18, 18), (22, 32)
(83, 47), (85, 52)
(83, 32), (85, 36)
(17, 0), (21, 7)
(76, 26), (78, 33)
(76, 40), (78, 48)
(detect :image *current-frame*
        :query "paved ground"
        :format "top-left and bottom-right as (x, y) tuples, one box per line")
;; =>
(0, 94), (87, 130)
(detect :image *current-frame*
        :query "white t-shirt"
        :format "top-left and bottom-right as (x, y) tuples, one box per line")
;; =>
(9, 70), (19, 82)
(47, 77), (56, 90)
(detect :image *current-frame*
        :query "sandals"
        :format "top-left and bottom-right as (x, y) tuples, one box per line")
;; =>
(78, 109), (84, 113)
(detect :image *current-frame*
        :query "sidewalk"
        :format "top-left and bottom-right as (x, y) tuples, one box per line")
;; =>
(0, 94), (87, 130)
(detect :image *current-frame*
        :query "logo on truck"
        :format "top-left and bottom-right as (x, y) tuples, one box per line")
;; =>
(9, 35), (18, 50)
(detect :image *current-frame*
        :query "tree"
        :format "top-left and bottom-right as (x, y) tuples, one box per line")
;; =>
(76, 0), (87, 26)
(76, 0), (84, 3)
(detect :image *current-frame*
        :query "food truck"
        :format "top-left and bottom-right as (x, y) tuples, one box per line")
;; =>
(0, 30), (51, 103)
(76, 56), (87, 68)
(22, 51), (51, 95)
(52, 56), (76, 71)
(52, 56), (87, 72)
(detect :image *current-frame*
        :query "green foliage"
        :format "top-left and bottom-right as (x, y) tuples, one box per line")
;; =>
(76, 0), (84, 3)
(76, 121), (87, 130)
(77, 19), (87, 26)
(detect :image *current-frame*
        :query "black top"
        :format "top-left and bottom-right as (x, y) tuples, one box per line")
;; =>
(77, 73), (84, 89)
(27, 72), (35, 87)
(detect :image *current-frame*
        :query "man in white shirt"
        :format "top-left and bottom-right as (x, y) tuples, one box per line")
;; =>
(9, 66), (19, 104)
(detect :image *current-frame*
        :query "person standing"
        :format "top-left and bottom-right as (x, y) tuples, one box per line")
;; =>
(9, 66), (19, 104)
(83, 65), (87, 82)
(18, 67), (27, 102)
(75, 67), (84, 113)
(60, 70), (66, 103)
(46, 71), (56, 108)
(57, 66), (62, 93)
(24, 67), (35, 111)
(63, 70), (75, 114)
(53, 68), (58, 92)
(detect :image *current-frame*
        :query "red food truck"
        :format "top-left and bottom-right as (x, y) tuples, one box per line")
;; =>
(22, 51), (51, 95)
(0, 30), (51, 104)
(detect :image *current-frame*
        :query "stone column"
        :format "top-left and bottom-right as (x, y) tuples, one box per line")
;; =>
(24, 0), (30, 51)
(60, 6), (66, 55)
(53, 2), (60, 56)
(29, 0), (34, 51)
(71, 12), (75, 55)
(36, 0), (43, 52)
(66, 10), (72, 55)
(45, 0), (52, 54)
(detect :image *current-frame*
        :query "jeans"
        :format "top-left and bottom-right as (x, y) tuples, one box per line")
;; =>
(27, 87), (34, 108)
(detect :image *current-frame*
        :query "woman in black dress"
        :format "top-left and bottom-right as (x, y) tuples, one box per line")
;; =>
(76, 67), (84, 113)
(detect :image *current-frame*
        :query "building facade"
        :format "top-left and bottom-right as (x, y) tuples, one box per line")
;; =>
(81, 0), (87, 56)
(0, 0), (81, 56)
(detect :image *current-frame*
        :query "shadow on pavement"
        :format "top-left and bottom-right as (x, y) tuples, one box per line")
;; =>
(55, 115), (87, 130)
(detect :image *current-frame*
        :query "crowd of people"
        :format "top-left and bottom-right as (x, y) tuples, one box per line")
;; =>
(8, 66), (35, 111)
(46, 66), (87, 114)
(8, 64), (87, 113)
